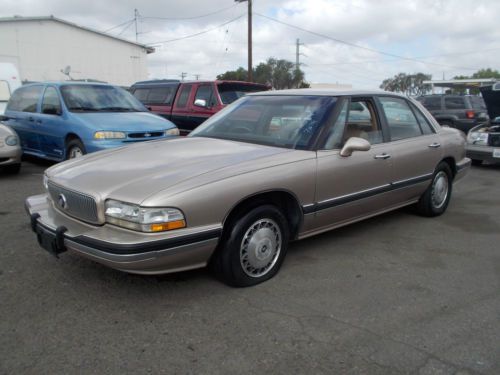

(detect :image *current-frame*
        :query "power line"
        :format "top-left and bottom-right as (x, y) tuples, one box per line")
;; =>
(103, 19), (135, 33)
(147, 14), (245, 45)
(141, 3), (239, 21)
(117, 20), (134, 36)
(254, 12), (479, 71)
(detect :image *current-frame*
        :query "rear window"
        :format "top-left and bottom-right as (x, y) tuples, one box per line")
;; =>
(470, 96), (486, 110)
(422, 97), (441, 110)
(6, 85), (43, 112)
(217, 83), (268, 105)
(132, 86), (177, 105)
(444, 97), (466, 110)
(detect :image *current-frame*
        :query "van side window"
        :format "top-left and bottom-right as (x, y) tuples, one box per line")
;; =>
(176, 85), (192, 108)
(41, 87), (62, 115)
(7, 85), (43, 112)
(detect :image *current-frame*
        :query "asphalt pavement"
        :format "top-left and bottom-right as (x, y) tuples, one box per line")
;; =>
(1, 159), (499, 374)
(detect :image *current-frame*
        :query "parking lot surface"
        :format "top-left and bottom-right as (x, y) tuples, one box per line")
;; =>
(1, 160), (499, 374)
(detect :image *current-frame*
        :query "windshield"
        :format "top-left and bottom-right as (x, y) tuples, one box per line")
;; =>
(217, 83), (269, 104)
(61, 85), (146, 112)
(190, 95), (337, 150)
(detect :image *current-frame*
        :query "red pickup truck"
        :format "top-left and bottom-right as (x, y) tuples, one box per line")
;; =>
(130, 80), (270, 134)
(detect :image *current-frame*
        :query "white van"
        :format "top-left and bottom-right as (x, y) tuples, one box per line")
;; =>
(0, 63), (22, 114)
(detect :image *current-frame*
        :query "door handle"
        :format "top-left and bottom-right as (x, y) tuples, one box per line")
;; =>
(28, 116), (34, 122)
(428, 142), (441, 148)
(374, 153), (391, 160)
(35, 119), (42, 124)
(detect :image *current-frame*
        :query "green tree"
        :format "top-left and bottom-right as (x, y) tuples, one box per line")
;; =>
(380, 72), (432, 96)
(452, 68), (500, 94)
(217, 57), (310, 89)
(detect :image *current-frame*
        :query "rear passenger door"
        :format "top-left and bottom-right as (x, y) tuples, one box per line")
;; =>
(171, 84), (194, 134)
(377, 96), (442, 203)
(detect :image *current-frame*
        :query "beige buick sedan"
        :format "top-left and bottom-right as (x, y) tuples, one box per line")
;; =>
(0, 121), (22, 174)
(26, 90), (470, 287)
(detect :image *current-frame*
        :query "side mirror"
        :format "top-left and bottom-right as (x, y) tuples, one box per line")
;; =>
(340, 137), (371, 157)
(0, 115), (9, 122)
(194, 99), (207, 108)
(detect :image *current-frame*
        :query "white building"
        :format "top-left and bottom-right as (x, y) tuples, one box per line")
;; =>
(0, 16), (154, 86)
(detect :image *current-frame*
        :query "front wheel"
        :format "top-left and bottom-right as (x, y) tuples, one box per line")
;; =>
(212, 205), (289, 287)
(66, 139), (86, 160)
(415, 162), (452, 217)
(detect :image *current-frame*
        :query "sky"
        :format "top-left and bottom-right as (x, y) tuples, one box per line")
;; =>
(2, 0), (499, 89)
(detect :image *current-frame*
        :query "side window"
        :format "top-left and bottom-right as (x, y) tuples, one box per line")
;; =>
(148, 87), (175, 105)
(176, 85), (192, 108)
(379, 97), (422, 141)
(411, 103), (435, 135)
(323, 100), (348, 149)
(132, 88), (149, 102)
(343, 99), (383, 144)
(194, 85), (216, 107)
(7, 86), (43, 112)
(423, 97), (441, 111)
(41, 87), (62, 115)
(444, 97), (466, 110)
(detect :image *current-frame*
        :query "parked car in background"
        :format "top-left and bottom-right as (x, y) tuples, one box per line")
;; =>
(466, 83), (500, 165)
(416, 94), (488, 133)
(0, 62), (22, 114)
(26, 90), (469, 287)
(3, 82), (179, 161)
(130, 79), (270, 134)
(0, 118), (22, 174)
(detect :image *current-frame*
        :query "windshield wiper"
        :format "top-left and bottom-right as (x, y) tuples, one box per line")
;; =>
(98, 107), (139, 112)
(68, 106), (102, 112)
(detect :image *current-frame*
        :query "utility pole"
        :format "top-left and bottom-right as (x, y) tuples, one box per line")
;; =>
(235, 0), (252, 82)
(194, 74), (200, 80)
(134, 8), (139, 42)
(180, 72), (187, 81)
(295, 38), (304, 71)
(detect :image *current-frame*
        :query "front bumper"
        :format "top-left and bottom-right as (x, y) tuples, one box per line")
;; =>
(0, 144), (22, 166)
(26, 194), (221, 275)
(466, 144), (500, 163)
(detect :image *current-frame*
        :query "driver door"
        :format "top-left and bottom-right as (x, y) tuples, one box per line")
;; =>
(311, 97), (394, 231)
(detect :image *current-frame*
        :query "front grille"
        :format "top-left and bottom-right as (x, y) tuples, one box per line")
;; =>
(47, 182), (99, 224)
(128, 131), (163, 139)
(488, 134), (500, 147)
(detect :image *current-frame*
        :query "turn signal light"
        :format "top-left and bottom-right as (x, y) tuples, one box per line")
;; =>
(149, 220), (186, 232)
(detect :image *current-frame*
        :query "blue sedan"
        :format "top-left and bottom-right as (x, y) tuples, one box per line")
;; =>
(3, 82), (179, 160)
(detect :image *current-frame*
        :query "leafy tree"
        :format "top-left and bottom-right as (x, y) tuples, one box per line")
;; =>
(451, 68), (500, 94)
(379, 72), (432, 96)
(217, 57), (310, 89)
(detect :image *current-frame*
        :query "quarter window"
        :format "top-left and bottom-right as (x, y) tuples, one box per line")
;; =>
(6, 85), (43, 112)
(379, 97), (422, 141)
(132, 88), (149, 102)
(176, 85), (192, 108)
(41, 87), (62, 115)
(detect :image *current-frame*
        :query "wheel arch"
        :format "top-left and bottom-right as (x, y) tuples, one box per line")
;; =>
(221, 189), (304, 242)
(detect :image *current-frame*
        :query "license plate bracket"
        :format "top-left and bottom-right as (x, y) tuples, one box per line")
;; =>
(35, 224), (67, 258)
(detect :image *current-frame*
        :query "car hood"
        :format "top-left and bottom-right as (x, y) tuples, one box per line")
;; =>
(75, 111), (175, 131)
(46, 137), (297, 205)
(479, 86), (500, 120)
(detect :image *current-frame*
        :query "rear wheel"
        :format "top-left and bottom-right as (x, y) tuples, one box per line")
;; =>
(66, 139), (86, 160)
(415, 162), (452, 217)
(212, 205), (289, 287)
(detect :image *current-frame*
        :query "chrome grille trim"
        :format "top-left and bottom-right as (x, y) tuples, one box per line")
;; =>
(47, 182), (99, 224)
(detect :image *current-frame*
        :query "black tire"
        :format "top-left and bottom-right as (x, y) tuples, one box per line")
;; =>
(212, 205), (289, 287)
(471, 159), (483, 166)
(415, 162), (453, 217)
(66, 138), (86, 160)
(3, 163), (21, 174)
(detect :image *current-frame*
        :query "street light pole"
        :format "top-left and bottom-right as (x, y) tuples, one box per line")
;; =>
(236, 0), (252, 82)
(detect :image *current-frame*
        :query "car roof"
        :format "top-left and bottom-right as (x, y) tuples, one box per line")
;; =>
(20, 81), (115, 88)
(248, 88), (405, 97)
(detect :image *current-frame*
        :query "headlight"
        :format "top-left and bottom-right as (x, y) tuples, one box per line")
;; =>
(5, 135), (18, 146)
(467, 131), (488, 145)
(43, 174), (49, 190)
(94, 131), (126, 139)
(165, 128), (180, 136)
(105, 199), (186, 232)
